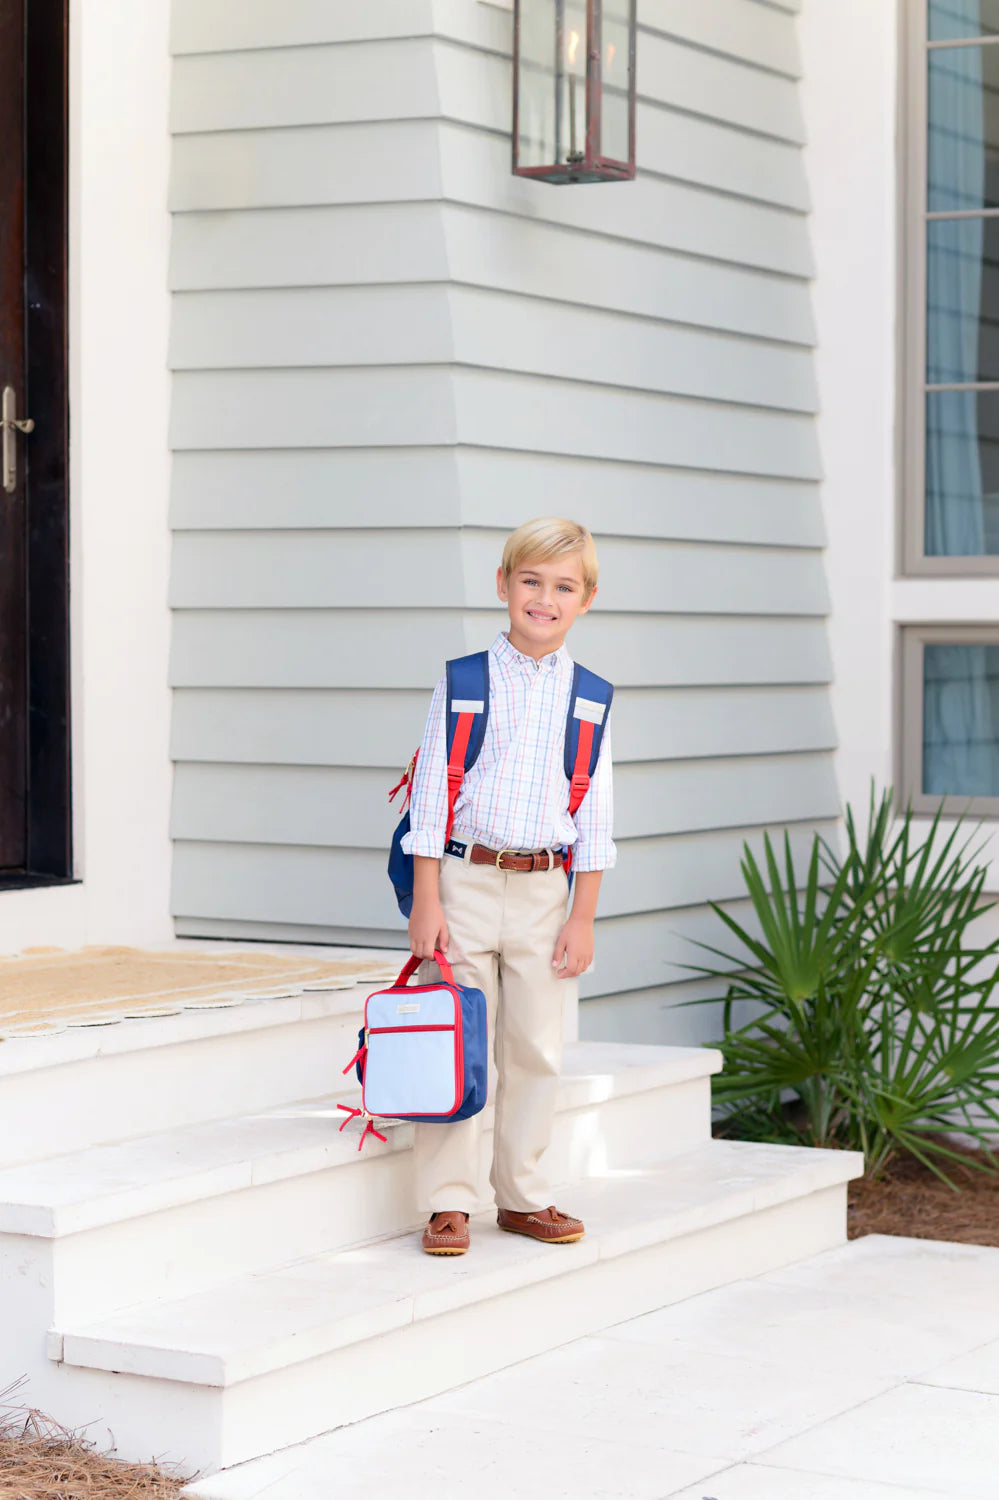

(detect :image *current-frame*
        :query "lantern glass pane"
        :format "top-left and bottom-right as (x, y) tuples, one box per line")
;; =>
(600, 1), (631, 163)
(516, 1), (557, 169)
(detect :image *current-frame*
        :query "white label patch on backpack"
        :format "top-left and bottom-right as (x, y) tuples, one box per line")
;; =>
(574, 696), (606, 725)
(451, 699), (485, 714)
(397, 1003), (421, 1014)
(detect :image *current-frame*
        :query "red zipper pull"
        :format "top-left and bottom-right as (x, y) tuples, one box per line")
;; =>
(342, 1044), (367, 1075)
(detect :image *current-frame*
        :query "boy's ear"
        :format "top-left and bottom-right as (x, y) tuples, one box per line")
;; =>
(578, 584), (598, 615)
(496, 565), (509, 602)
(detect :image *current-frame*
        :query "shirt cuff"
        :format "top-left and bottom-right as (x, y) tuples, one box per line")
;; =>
(571, 838), (617, 873)
(401, 827), (445, 859)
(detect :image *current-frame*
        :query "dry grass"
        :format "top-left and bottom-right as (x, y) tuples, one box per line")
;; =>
(0, 1384), (192, 1499)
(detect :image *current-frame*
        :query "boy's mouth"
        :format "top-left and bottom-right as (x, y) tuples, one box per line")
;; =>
(526, 609), (557, 623)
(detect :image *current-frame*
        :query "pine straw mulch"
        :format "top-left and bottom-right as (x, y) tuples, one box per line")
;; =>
(848, 1140), (999, 1247)
(0, 1386), (192, 1499)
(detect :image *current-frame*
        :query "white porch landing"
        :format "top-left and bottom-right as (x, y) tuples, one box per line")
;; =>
(184, 1235), (999, 1500)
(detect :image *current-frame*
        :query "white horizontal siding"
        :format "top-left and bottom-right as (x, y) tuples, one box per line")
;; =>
(170, 120), (812, 279)
(170, 449), (823, 545)
(171, 39), (440, 134)
(638, 0), (801, 77)
(171, 753), (839, 847)
(172, 12), (803, 139)
(170, 611), (832, 690)
(169, 531), (830, 615)
(171, 818), (836, 939)
(170, 685), (837, 768)
(169, 286), (817, 414)
(172, 202), (816, 347)
(171, 0), (800, 69)
(169, 120), (443, 214)
(172, 367), (821, 477)
(167, 2), (836, 1046)
(171, 0), (436, 55)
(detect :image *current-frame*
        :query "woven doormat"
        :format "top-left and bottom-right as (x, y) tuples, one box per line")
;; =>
(0, 946), (399, 1038)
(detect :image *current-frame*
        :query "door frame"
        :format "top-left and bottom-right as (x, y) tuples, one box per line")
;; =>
(4, 0), (72, 884)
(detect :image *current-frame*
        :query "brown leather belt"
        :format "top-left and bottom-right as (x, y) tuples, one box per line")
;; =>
(468, 843), (564, 872)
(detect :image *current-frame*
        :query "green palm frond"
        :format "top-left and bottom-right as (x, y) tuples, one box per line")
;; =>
(685, 781), (999, 1179)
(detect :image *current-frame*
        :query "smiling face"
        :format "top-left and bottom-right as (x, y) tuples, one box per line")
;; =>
(496, 551), (596, 659)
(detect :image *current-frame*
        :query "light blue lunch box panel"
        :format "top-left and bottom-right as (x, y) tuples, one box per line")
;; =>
(366, 985), (457, 1030)
(363, 1029), (459, 1117)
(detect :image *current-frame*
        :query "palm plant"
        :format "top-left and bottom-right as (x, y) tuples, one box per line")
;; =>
(684, 785), (999, 1181)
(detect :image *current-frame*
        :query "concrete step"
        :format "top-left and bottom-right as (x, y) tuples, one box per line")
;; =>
(43, 1140), (863, 1477)
(0, 1042), (718, 1323)
(0, 980), (392, 1167)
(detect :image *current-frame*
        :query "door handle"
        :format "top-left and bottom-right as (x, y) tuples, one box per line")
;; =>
(2, 386), (35, 493)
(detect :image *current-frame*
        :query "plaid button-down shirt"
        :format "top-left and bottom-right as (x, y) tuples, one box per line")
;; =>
(401, 631), (616, 873)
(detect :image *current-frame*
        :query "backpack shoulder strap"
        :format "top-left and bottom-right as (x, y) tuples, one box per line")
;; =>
(564, 663), (614, 817)
(443, 650), (490, 842)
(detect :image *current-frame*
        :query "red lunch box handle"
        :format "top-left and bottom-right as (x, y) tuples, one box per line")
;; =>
(395, 948), (456, 987)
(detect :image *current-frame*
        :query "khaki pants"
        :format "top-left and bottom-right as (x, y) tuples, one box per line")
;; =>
(414, 845), (576, 1215)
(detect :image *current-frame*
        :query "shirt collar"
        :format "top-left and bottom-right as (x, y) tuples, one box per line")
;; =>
(490, 630), (571, 675)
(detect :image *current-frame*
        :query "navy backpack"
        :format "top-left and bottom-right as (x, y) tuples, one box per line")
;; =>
(388, 650), (612, 915)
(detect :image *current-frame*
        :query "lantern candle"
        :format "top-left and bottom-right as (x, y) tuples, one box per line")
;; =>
(567, 29), (580, 162)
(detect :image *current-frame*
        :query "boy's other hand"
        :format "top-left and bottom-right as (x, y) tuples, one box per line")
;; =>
(552, 915), (594, 979)
(409, 900), (449, 961)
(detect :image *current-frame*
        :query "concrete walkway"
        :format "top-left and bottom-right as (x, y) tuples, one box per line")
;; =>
(185, 1234), (999, 1500)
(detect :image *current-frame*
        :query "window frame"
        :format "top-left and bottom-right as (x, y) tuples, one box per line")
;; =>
(898, 622), (999, 815)
(899, 1), (999, 575)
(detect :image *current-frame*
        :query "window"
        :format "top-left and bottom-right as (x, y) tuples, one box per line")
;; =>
(900, 625), (999, 814)
(902, 1), (999, 571)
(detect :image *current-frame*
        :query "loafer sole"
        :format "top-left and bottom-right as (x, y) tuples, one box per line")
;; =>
(498, 1223), (584, 1244)
(423, 1243), (469, 1255)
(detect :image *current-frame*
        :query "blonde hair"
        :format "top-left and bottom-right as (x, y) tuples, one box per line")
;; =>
(501, 518), (599, 600)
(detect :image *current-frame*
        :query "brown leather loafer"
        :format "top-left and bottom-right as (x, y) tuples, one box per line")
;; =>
(422, 1210), (470, 1255)
(497, 1205), (585, 1243)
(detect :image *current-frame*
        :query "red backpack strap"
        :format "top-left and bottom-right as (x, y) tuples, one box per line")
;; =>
(562, 666), (612, 884)
(443, 651), (490, 843)
(564, 663), (614, 817)
(445, 712), (475, 843)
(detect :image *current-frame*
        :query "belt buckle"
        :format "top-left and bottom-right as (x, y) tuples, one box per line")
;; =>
(494, 846), (514, 869)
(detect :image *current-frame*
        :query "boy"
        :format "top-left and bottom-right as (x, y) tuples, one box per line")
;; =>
(403, 517), (615, 1255)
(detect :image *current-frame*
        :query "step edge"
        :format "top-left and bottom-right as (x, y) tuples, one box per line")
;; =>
(0, 978), (394, 1079)
(51, 1146), (860, 1387)
(2, 1059), (713, 1236)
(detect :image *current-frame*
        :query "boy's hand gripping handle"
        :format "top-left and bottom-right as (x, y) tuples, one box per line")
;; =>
(396, 948), (456, 987)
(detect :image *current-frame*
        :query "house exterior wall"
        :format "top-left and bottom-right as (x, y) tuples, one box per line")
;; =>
(167, 0), (841, 1042)
(0, 0), (174, 953)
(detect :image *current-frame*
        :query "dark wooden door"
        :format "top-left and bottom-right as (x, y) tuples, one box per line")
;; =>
(0, 0), (70, 883)
(0, 0), (28, 869)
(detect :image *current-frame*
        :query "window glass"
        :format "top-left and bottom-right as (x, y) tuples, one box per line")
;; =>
(927, 216), (999, 383)
(925, 390), (999, 553)
(600, 1), (631, 163)
(929, 0), (999, 41)
(928, 42), (999, 210)
(923, 642), (999, 794)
